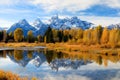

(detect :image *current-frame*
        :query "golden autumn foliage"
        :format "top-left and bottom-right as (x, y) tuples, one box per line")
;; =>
(0, 70), (38, 80)
(3, 25), (120, 48)
(83, 29), (92, 45)
(14, 28), (23, 42)
(14, 50), (23, 61)
(101, 28), (109, 44)
(108, 29), (120, 47)
(0, 70), (27, 80)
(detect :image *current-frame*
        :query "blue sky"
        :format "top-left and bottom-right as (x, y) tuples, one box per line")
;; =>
(0, 0), (120, 28)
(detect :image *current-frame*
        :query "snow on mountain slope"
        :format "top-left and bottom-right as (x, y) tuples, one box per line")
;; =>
(33, 18), (48, 36)
(49, 15), (93, 30)
(33, 18), (46, 30)
(7, 19), (36, 36)
(107, 23), (120, 29)
(7, 15), (94, 36)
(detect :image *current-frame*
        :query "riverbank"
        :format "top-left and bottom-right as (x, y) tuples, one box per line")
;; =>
(0, 42), (46, 47)
(0, 42), (119, 53)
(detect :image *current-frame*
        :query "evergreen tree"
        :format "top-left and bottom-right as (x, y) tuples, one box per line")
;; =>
(0, 31), (3, 41)
(37, 35), (42, 42)
(58, 30), (63, 42)
(8, 32), (14, 40)
(3, 30), (7, 42)
(52, 29), (59, 42)
(27, 30), (34, 43)
(63, 30), (69, 42)
(44, 27), (54, 43)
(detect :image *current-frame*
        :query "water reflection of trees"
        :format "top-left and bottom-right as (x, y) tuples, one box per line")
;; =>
(1, 49), (120, 67)
(27, 51), (33, 59)
(44, 50), (120, 67)
(45, 50), (64, 63)
(14, 50), (23, 61)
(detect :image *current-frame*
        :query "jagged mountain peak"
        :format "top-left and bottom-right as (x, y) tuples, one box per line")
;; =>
(7, 19), (36, 36)
(51, 14), (59, 20)
(34, 18), (43, 23)
(49, 15), (93, 30)
(7, 15), (94, 36)
(18, 19), (29, 25)
(33, 18), (44, 28)
(71, 16), (78, 20)
(107, 23), (120, 29)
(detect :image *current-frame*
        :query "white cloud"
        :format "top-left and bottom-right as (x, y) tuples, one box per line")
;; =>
(0, 8), (33, 14)
(29, 0), (120, 12)
(0, 0), (20, 5)
(29, 0), (99, 12)
(101, 0), (120, 8)
(1, 0), (120, 12)
(0, 19), (14, 28)
(78, 16), (120, 26)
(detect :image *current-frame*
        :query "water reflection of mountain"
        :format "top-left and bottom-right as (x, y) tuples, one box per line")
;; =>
(7, 50), (46, 67)
(0, 49), (120, 70)
(50, 59), (92, 71)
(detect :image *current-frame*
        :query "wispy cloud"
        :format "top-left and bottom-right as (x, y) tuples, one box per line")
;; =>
(0, 0), (20, 5)
(0, 19), (14, 28)
(0, 0), (120, 27)
(29, 0), (120, 12)
(29, 0), (99, 12)
(79, 16), (120, 26)
(1, 0), (120, 12)
(101, 0), (120, 8)
(0, 9), (33, 14)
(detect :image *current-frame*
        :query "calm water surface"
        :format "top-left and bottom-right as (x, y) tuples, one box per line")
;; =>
(0, 48), (120, 80)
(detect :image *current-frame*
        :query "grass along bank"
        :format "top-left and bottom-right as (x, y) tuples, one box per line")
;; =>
(0, 70), (27, 80)
(0, 70), (38, 80)
(0, 42), (120, 54)
(0, 42), (46, 47)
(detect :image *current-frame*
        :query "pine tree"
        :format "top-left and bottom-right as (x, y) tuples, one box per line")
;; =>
(27, 30), (34, 43)
(44, 27), (54, 43)
(37, 35), (42, 42)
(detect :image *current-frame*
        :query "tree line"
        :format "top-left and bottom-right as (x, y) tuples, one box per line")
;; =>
(1, 25), (120, 47)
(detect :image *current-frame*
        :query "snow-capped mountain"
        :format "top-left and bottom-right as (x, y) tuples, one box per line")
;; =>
(107, 23), (120, 29)
(7, 19), (36, 36)
(7, 15), (94, 36)
(33, 18), (46, 30)
(33, 18), (48, 36)
(49, 15), (93, 30)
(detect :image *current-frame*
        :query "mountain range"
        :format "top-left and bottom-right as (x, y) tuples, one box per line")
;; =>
(1, 15), (119, 36)
(6, 15), (93, 36)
